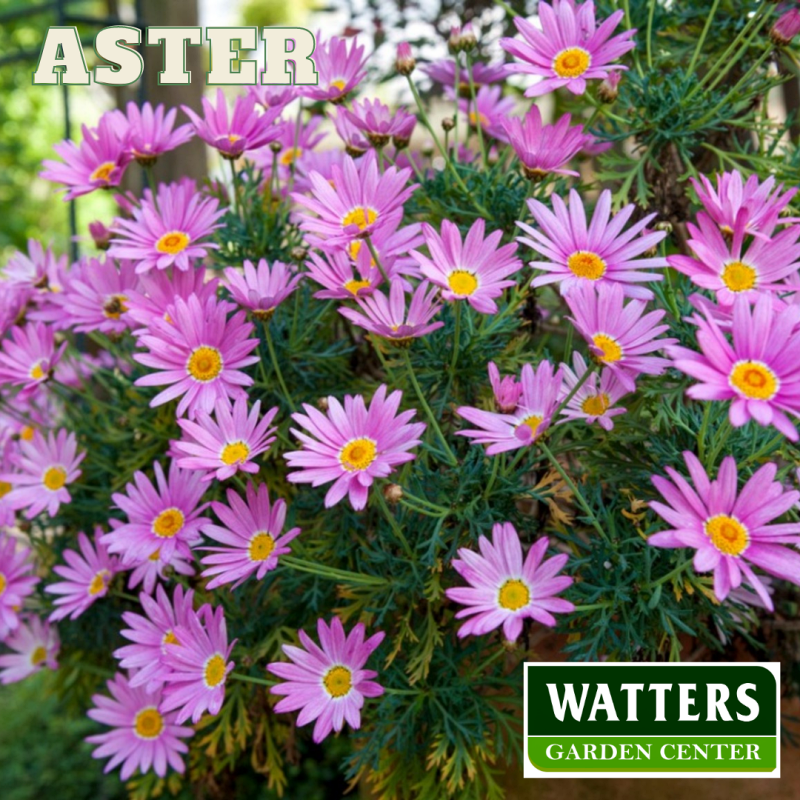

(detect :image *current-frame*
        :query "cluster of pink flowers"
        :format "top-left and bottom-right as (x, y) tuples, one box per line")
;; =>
(2, 0), (799, 788)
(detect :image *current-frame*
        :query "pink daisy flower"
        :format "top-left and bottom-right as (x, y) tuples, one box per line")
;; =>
(446, 523), (574, 641)
(457, 360), (563, 455)
(501, 0), (636, 97)
(503, 107), (590, 181)
(161, 604), (235, 724)
(518, 189), (667, 299)
(343, 99), (417, 148)
(115, 584), (196, 691)
(3, 239), (68, 291)
(104, 460), (208, 566)
(667, 211), (800, 307)
(690, 171), (798, 238)
(338, 279), (444, 344)
(0, 533), (39, 639)
(40, 115), (132, 200)
(247, 83), (298, 112)
(330, 107), (370, 155)
(648, 452), (800, 609)
(285, 384), (425, 510)
(109, 180), (225, 274)
(0, 283), (29, 339)
(0, 615), (59, 684)
(0, 429), (85, 519)
(558, 352), (628, 431)
(172, 397), (278, 482)
(0, 322), (67, 396)
(223, 259), (303, 321)
(115, 101), (195, 166)
(126, 539), (195, 596)
(200, 482), (301, 589)
(125, 266), (220, 333)
(268, 617), (385, 743)
(301, 35), (368, 104)
(293, 153), (417, 246)
(668, 294), (800, 442)
(250, 117), (327, 181)
(412, 219), (522, 314)
(305, 250), (382, 300)
(458, 85), (516, 142)
(86, 671), (193, 780)
(45, 528), (119, 621)
(488, 362), (522, 413)
(182, 89), (281, 159)
(133, 293), (260, 418)
(564, 282), (676, 391)
(59, 257), (139, 334)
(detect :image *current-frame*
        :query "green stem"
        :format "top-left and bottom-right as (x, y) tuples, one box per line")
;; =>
(228, 158), (241, 217)
(400, 488), (449, 513)
(571, 602), (611, 613)
(646, 0), (657, 68)
(686, 0), (721, 76)
(402, 351), (458, 466)
(466, 53), (488, 169)
(231, 672), (276, 687)
(697, 403), (712, 464)
(282, 556), (389, 587)
(143, 164), (160, 212)
(262, 321), (296, 412)
(404, 75), (492, 218)
(492, 0), (518, 18)
(376, 490), (414, 557)
(538, 441), (608, 542)
(112, 590), (140, 603)
(650, 558), (693, 589)
(450, 302), (462, 377)
(483, 452), (501, 501)
(365, 236), (391, 284)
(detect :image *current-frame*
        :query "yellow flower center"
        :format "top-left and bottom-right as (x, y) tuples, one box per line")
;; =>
(155, 231), (191, 255)
(88, 569), (111, 596)
(581, 393), (610, 416)
(203, 653), (227, 688)
(20, 426), (35, 442)
(0, 574), (6, 596)
(0, 482), (11, 500)
(162, 629), (180, 646)
(498, 578), (531, 611)
(220, 441), (250, 466)
(344, 278), (372, 296)
(468, 110), (489, 128)
(704, 514), (749, 556)
(553, 47), (591, 78)
(248, 531), (276, 562)
(323, 665), (352, 698)
(43, 466), (67, 491)
(103, 295), (128, 319)
(280, 147), (302, 166)
(30, 362), (46, 381)
(516, 414), (543, 439)
(339, 437), (378, 471)
(152, 507), (185, 539)
(447, 270), (479, 296)
(90, 161), (116, 183)
(149, 548), (161, 562)
(134, 707), (164, 740)
(729, 360), (779, 400)
(30, 646), (47, 666)
(187, 346), (223, 382)
(342, 207), (378, 230)
(330, 78), (347, 94)
(721, 261), (757, 293)
(568, 251), (607, 280)
(593, 333), (623, 363)
(227, 134), (242, 144)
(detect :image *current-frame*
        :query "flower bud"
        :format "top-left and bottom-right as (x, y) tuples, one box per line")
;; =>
(441, 117), (455, 132)
(383, 484), (404, 504)
(771, 8), (800, 45)
(395, 42), (416, 76)
(448, 26), (462, 55)
(460, 23), (477, 52)
(597, 71), (621, 103)
(88, 220), (112, 251)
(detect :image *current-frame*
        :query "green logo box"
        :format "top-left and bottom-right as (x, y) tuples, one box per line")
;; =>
(523, 662), (780, 779)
